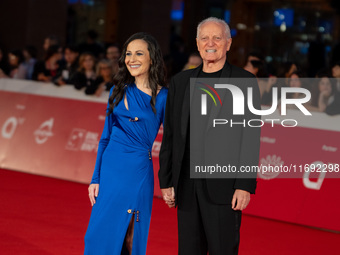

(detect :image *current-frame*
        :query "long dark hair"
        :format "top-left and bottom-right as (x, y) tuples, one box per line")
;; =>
(107, 32), (166, 115)
(311, 74), (336, 106)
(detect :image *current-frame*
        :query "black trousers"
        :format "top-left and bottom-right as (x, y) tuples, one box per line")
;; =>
(177, 161), (242, 255)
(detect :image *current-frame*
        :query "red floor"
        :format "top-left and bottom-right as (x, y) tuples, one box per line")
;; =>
(0, 169), (339, 255)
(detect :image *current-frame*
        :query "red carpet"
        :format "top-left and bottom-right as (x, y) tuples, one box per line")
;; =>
(0, 169), (339, 255)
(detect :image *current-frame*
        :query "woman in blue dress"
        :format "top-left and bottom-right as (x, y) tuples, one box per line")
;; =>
(84, 32), (168, 255)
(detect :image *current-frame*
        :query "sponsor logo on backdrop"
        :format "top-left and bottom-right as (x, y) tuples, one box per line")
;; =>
(80, 132), (99, 152)
(16, 104), (26, 110)
(34, 118), (54, 144)
(152, 141), (162, 157)
(65, 128), (99, 153)
(158, 124), (163, 134)
(98, 115), (106, 121)
(258, 154), (284, 180)
(1, 116), (25, 139)
(260, 136), (276, 144)
(322, 145), (337, 152)
(303, 161), (326, 190)
(65, 128), (87, 151)
(303, 161), (339, 190)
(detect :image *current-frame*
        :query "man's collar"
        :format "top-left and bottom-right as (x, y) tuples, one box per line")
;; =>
(191, 60), (231, 78)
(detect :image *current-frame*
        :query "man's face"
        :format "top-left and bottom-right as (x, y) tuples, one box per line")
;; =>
(107, 46), (120, 62)
(196, 22), (232, 64)
(243, 56), (260, 75)
(64, 49), (79, 64)
(332, 65), (340, 78)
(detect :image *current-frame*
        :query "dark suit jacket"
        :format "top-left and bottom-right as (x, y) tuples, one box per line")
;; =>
(159, 61), (261, 205)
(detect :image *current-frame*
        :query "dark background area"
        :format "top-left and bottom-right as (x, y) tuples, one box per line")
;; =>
(0, 0), (340, 73)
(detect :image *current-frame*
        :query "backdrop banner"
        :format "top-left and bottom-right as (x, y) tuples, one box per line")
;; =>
(1, 79), (339, 231)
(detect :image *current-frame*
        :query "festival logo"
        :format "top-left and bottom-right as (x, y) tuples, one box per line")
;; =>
(1, 117), (25, 139)
(65, 128), (99, 153)
(65, 128), (87, 151)
(258, 154), (284, 180)
(34, 118), (54, 144)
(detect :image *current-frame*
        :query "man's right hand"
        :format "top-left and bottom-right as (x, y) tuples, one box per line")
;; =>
(161, 187), (175, 208)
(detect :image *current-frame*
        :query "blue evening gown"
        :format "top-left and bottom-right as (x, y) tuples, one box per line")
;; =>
(84, 83), (168, 254)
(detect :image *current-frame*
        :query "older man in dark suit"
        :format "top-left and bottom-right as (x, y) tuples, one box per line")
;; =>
(159, 17), (261, 255)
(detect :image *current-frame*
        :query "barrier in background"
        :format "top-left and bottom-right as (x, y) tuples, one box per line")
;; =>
(0, 79), (162, 191)
(1, 79), (340, 232)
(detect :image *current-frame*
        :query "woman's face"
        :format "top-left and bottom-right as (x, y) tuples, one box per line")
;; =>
(23, 50), (30, 60)
(64, 49), (78, 64)
(83, 55), (95, 70)
(332, 65), (340, 78)
(125, 39), (151, 79)
(8, 53), (19, 66)
(99, 63), (111, 77)
(289, 74), (302, 88)
(43, 38), (52, 51)
(319, 77), (332, 96)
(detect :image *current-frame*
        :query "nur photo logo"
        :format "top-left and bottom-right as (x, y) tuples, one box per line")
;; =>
(198, 82), (222, 115)
(194, 78), (313, 128)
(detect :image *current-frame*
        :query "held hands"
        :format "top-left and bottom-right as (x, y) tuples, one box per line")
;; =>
(232, 189), (250, 211)
(88, 184), (99, 206)
(161, 187), (175, 208)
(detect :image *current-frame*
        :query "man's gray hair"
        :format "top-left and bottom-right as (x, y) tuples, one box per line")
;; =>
(196, 17), (231, 39)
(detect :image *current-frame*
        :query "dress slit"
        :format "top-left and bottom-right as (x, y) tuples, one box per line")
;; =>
(121, 212), (135, 255)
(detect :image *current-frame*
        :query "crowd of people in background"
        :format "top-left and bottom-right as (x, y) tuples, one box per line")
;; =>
(0, 29), (339, 115)
(243, 51), (340, 115)
(0, 31), (121, 97)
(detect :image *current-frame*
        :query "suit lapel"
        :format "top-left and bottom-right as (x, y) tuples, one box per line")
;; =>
(181, 64), (202, 138)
